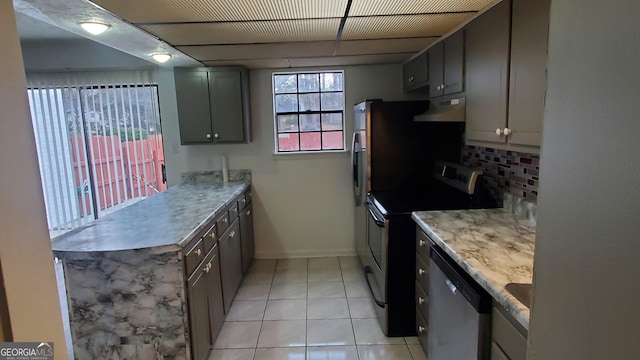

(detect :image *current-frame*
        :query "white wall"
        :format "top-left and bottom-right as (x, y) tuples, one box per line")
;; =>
(21, 39), (154, 71)
(0, 3), (67, 356)
(159, 65), (423, 258)
(528, 1), (640, 359)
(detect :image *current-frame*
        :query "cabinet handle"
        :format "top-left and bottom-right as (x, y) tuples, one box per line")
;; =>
(503, 127), (512, 136)
(418, 268), (425, 275)
(246, 210), (251, 216)
(209, 232), (216, 239)
(418, 326), (425, 333)
(418, 297), (425, 305)
(240, 199), (246, 204)
(496, 128), (503, 136)
(222, 217), (228, 224)
(229, 230), (236, 238)
(195, 248), (202, 256)
(206, 133), (212, 139)
(214, 133), (220, 139)
(419, 239), (426, 247)
(204, 262), (212, 273)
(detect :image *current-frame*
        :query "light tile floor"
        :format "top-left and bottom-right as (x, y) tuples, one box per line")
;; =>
(209, 256), (428, 360)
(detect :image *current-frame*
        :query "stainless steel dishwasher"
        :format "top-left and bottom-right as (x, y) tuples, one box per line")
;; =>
(429, 245), (492, 360)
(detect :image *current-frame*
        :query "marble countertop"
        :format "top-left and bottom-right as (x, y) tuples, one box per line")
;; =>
(52, 181), (249, 253)
(412, 209), (535, 330)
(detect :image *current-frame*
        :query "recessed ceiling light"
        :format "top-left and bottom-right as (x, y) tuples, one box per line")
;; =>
(151, 53), (172, 63)
(79, 21), (110, 35)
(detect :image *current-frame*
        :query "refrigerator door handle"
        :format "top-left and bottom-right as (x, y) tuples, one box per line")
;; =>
(352, 132), (361, 202)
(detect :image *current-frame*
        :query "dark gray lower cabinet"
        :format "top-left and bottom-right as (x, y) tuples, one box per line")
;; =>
(239, 203), (254, 273)
(205, 246), (224, 346)
(219, 220), (242, 313)
(187, 262), (211, 360)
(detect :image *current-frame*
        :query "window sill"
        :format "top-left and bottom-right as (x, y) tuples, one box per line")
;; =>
(272, 149), (348, 159)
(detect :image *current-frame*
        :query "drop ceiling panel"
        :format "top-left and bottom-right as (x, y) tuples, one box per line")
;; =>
(288, 53), (413, 67)
(203, 59), (290, 69)
(341, 13), (472, 40)
(179, 41), (335, 61)
(349, 0), (496, 16)
(141, 19), (341, 45)
(336, 38), (437, 56)
(91, 0), (348, 23)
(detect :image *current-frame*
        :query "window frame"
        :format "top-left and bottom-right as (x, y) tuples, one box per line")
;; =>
(272, 70), (346, 154)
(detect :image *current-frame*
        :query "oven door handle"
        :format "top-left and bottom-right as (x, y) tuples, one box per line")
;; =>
(364, 266), (386, 308)
(367, 206), (385, 227)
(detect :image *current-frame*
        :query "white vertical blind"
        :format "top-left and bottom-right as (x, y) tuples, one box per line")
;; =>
(26, 70), (165, 238)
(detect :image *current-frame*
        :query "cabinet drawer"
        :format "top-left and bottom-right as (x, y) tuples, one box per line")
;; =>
(416, 306), (428, 353)
(415, 281), (429, 324)
(492, 305), (527, 360)
(185, 238), (205, 276)
(237, 194), (248, 211)
(416, 254), (429, 292)
(216, 211), (230, 235)
(228, 202), (239, 221)
(202, 223), (217, 253)
(416, 230), (432, 263)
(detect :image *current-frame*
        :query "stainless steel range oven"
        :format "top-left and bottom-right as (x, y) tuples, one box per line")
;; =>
(359, 161), (495, 337)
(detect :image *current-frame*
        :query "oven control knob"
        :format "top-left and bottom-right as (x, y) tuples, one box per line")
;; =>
(418, 268), (426, 275)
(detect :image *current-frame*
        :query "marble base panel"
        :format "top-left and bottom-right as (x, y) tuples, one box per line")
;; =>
(60, 248), (190, 360)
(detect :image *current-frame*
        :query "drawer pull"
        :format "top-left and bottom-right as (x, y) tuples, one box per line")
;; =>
(246, 210), (251, 216)
(229, 231), (236, 238)
(241, 199), (246, 204)
(204, 263), (211, 273)
(419, 239), (426, 247)
(195, 249), (202, 256)
(418, 297), (425, 305)
(418, 326), (425, 333)
(209, 232), (216, 239)
(418, 268), (425, 275)
(222, 217), (228, 224)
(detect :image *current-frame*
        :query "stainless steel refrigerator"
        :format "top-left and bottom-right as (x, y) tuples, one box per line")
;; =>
(351, 99), (464, 262)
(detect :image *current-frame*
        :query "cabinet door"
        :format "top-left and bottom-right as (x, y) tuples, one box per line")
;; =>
(175, 69), (213, 144)
(204, 247), (224, 345)
(428, 42), (444, 98)
(444, 30), (465, 95)
(507, 0), (550, 147)
(219, 220), (242, 313)
(187, 267), (210, 360)
(209, 70), (245, 143)
(465, 0), (511, 143)
(239, 203), (254, 273)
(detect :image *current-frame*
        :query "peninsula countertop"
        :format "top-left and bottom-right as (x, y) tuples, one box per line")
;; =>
(412, 208), (536, 330)
(52, 181), (249, 253)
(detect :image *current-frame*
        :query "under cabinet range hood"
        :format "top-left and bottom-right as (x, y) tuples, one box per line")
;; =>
(414, 97), (466, 122)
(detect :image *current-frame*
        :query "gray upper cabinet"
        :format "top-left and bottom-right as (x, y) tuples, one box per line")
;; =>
(175, 69), (211, 144)
(402, 51), (429, 91)
(506, 0), (550, 148)
(464, 0), (511, 143)
(429, 30), (465, 98)
(466, 0), (549, 152)
(175, 67), (251, 145)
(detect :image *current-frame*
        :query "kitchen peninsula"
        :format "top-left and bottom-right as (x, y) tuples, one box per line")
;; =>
(52, 171), (252, 359)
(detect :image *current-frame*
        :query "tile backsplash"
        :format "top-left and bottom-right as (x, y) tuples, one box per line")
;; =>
(463, 146), (540, 203)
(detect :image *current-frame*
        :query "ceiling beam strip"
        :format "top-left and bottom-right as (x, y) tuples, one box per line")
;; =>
(333, 0), (354, 56)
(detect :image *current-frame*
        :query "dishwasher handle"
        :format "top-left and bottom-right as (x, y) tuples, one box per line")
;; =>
(363, 266), (385, 308)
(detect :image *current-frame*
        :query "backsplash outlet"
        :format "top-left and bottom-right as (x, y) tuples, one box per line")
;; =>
(463, 146), (540, 203)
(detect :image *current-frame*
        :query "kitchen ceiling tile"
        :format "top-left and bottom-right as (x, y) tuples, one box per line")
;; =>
(91, 0), (348, 23)
(336, 38), (437, 56)
(141, 19), (341, 45)
(341, 13), (472, 40)
(202, 59), (290, 69)
(288, 54), (413, 68)
(179, 41), (335, 61)
(349, 0), (497, 16)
